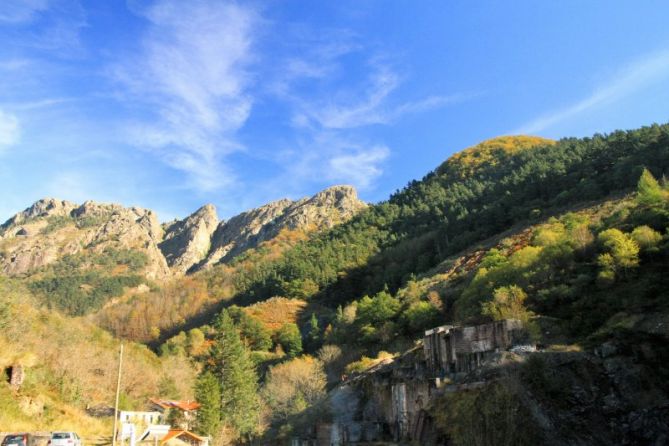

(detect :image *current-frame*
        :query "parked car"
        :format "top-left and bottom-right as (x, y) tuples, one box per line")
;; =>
(47, 433), (82, 446)
(1, 434), (34, 446)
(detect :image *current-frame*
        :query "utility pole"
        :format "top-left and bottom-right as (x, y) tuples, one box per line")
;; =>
(112, 343), (124, 446)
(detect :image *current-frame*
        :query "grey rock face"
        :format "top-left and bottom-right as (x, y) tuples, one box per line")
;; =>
(0, 185), (365, 278)
(159, 204), (219, 274)
(200, 185), (367, 268)
(0, 199), (170, 279)
(0, 198), (76, 236)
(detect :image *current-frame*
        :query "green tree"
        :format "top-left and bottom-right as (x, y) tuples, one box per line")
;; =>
(597, 228), (640, 271)
(481, 285), (532, 322)
(276, 323), (303, 357)
(636, 168), (667, 208)
(227, 306), (273, 351)
(158, 375), (180, 399)
(194, 371), (221, 437)
(306, 313), (321, 350)
(401, 301), (441, 333)
(210, 310), (260, 439)
(631, 225), (663, 252)
(356, 289), (401, 326)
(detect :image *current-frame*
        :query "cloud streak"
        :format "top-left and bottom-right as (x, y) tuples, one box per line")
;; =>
(0, 109), (20, 151)
(116, 0), (258, 191)
(515, 49), (669, 134)
(0, 0), (49, 24)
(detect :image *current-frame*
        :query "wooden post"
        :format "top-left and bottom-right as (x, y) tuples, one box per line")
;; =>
(112, 343), (124, 446)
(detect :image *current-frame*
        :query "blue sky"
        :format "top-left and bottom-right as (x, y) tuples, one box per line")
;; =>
(1, 1), (669, 222)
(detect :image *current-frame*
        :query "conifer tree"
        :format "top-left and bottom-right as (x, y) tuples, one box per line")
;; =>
(210, 310), (260, 440)
(194, 371), (221, 437)
(307, 313), (320, 350)
(637, 168), (667, 207)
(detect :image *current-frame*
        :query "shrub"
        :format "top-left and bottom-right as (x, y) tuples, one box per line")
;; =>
(481, 285), (533, 322)
(631, 225), (663, 252)
(276, 323), (303, 357)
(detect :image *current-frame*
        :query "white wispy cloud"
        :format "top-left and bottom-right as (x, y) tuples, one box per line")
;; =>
(0, 0), (87, 54)
(328, 145), (390, 188)
(115, 0), (258, 191)
(272, 51), (464, 194)
(515, 49), (669, 134)
(294, 63), (466, 130)
(0, 109), (20, 151)
(0, 0), (49, 24)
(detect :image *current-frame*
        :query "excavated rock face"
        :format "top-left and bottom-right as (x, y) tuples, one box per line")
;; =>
(200, 185), (367, 268)
(159, 204), (219, 274)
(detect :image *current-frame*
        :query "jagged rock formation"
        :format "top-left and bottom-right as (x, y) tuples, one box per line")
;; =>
(0, 199), (169, 279)
(159, 204), (218, 274)
(0, 198), (77, 232)
(0, 185), (366, 278)
(199, 185), (367, 268)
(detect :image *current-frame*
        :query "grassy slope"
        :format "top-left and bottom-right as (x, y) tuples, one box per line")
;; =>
(0, 277), (196, 436)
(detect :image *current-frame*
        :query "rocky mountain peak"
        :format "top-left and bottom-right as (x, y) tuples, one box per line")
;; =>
(0, 185), (366, 278)
(198, 186), (367, 269)
(1, 198), (77, 232)
(159, 204), (219, 274)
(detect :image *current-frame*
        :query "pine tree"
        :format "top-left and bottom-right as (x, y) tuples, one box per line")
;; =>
(277, 323), (303, 357)
(210, 310), (260, 439)
(637, 168), (667, 207)
(194, 371), (221, 437)
(307, 313), (320, 350)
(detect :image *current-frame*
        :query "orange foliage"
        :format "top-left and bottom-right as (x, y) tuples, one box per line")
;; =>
(95, 276), (213, 342)
(243, 297), (307, 331)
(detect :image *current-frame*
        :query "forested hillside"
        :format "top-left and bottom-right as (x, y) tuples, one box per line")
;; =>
(204, 125), (669, 310)
(3, 123), (669, 444)
(151, 123), (669, 443)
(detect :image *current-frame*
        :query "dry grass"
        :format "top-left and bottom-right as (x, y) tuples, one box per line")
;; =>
(0, 278), (196, 435)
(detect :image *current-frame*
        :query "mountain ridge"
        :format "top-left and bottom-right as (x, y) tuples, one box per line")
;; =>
(0, 185), (367, 280)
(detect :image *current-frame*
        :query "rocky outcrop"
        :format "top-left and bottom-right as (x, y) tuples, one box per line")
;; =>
(159, 204), (219, 274)
(0, 199), (170, 279)
(0, 185), (366, 279)
(201, 185), (366, 268)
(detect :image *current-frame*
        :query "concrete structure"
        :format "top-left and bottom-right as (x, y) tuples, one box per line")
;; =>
(423, 319), (525, 377)
(293, 319), (530, 445)
(119, 411), (164, 426)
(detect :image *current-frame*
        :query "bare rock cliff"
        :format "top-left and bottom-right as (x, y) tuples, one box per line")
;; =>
(200, 185), (367, 268)
(159, 204), (219, 274)
(0, 185), (366, 279)
(0, 199), (170, 279)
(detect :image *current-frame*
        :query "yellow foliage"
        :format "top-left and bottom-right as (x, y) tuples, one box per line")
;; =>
(243, 297), (307, 331)
(437, 135), (555, 178)
(344, 351), (395, 374)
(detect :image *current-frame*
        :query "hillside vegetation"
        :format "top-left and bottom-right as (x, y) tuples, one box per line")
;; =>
(3, 123), (669, 444)
(0, 277), (196, 437)
(147, 124), (669, 442)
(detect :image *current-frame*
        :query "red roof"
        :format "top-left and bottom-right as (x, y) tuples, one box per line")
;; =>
(149, 398), (201, 411)
(160, 429), (206, 445)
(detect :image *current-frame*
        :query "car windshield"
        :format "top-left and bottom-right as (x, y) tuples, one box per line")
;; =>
(51, 434), (70, 440)
(4, 436), (25, 444)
